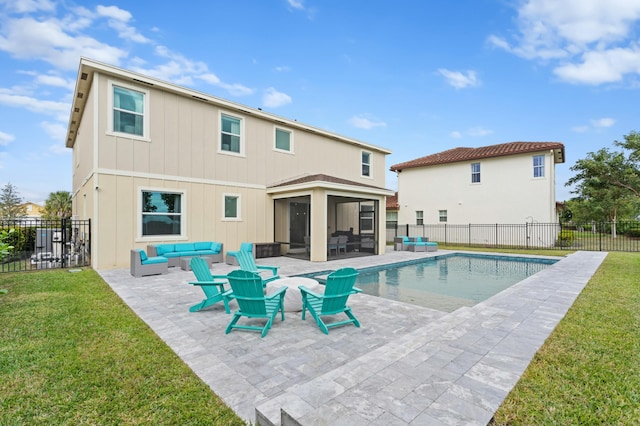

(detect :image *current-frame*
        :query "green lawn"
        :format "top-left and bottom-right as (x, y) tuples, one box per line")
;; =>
(0, 268), (245, 425)
(491, 252), (640, 424)
(1, 251), (638, 424)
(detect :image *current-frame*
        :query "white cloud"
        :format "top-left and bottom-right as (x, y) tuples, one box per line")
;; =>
(467, 127), (493, 137)
(0, 16), (128, 70)
(591, 117), (616, 128)
(96, 5), (150, 44)
(275, 65), (291, 72)
(571, 125), (589, 133)
(3, 0), (55, 13)
(0, 90), (69, 117)
(438, 69), (480, 89)
(41, 121), (67, 143)
(488, 0), (640, 85)
(450, 131), (462, 139)
(262, 87), (292, 108)
(348, 115), (387, 130)
(0, 131), (15, 146)
(288, 0), (304, 10)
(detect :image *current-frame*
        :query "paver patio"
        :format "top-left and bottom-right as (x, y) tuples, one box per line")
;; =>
(98, 249), (606, 425)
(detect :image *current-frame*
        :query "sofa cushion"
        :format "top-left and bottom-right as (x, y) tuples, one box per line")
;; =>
(155, 244), (174, 256)
(174, 243), (195, 252)
(143, 256), (168, 265)
(139, 250), (148, 261)
(194, 242), (212, 251)
(211, 242), (222, 253)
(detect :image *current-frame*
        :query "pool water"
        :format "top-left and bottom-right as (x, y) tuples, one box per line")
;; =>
(354, 253), (557, 312)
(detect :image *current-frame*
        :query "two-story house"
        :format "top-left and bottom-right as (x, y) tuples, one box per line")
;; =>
(66, 58), (393, 270)
(389, 141), (565, 226)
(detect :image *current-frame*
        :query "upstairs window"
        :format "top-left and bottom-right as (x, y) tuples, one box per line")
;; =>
(220, 114), (242, 154)
(110, 82), (148, 138)
(439, 210), (448, 223)
(141, 190), (182, 237)
(416, 210), (424, 225)
(362, 151), (371, 177)
(274, 127), (293, 152)
(533, 155), (545, 178)
(471, 162), (481, 183)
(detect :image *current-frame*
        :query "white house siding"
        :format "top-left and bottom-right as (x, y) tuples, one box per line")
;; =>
(397, 150), (557, 225)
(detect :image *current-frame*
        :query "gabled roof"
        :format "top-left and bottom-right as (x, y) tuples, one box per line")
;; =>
(386, 192), (399, 210)
(267, 174), (394, 197)
(389, 142), (565, 172)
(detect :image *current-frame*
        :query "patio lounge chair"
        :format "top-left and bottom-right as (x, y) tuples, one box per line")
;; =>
(225, 270), (287, 338)
(188, 257), (233, 313)
(226, 242), (255, 265)
(130, 249), (168, 278)
(299, 267), (362, 334)
(235, 250), (280, 284)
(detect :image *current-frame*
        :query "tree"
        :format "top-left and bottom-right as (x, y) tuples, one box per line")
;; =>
(43, 191), (72, 219)
(566, 132), (640, 237)
(0, 183), (26, 220)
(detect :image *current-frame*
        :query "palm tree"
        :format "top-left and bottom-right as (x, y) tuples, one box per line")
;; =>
(43, 191), (72, 219)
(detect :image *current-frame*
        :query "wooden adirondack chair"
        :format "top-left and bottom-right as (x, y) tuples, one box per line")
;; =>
(235, 250), (280, 284)
(225, 270), (287, 338)
(188, 257), (233, 313)
(299, 267), (362, 334)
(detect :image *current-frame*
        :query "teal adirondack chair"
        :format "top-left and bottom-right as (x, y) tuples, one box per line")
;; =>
(188, 257), (233, 313)
(299, 267), (362, 334)
(225, 270), (287, 338)
(235, 250), (280, 284)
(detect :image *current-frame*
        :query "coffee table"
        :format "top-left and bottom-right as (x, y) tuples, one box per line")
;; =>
(265, 277), (322, 312)
(180, 256), (213, 271)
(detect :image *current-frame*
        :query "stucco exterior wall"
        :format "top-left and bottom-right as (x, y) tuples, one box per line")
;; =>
(397, 151), (557, 225)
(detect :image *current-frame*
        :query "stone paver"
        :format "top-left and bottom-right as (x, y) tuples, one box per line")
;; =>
(98, 250), (606, 425)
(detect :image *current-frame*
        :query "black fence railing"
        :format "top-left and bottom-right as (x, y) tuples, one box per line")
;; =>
(1, 219), (91, 272)
(386, 221), (640, 252)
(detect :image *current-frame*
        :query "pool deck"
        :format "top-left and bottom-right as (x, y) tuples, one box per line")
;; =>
(98, 249), (607, 425)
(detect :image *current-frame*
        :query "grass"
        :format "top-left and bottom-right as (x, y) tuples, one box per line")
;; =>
(490, 252), (640, 424)
(0, 268), (245, 425)
(2, 250), (639, 424)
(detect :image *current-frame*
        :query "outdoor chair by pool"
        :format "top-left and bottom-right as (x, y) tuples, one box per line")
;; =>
(327, 236), (339, 256)
(300, 267), (362, 334)
(188, 257), (233, 313)
(226, 242), (254, 265)
(235, 250), (280, 284)
(337, 235), (348, 254)
(225, 270), (287, 338)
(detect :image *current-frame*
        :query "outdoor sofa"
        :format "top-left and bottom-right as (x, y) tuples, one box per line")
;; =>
(146, 242), (224, 267)
(394, 236), (438, 252)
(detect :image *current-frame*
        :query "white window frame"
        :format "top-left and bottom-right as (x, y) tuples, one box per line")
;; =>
(223, 193), (242, 221)
(533, 155), (545, 178)
(471, 162), (481, 184)
(360, 204), (375, 233)
(107, 80), (150, 141)
(416, 210), (424, 226)
(439, 210), (448, 223)
(273, 126), (294, 154)
(138, 187), (186, 241)
(218, 111), (245, 157)
(361, 151), (372, 178)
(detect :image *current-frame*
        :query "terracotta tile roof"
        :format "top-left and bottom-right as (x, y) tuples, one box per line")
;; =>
(386, 192), (399, 210)
(389, 142), (565, 171)
(269, 174), (387, 191)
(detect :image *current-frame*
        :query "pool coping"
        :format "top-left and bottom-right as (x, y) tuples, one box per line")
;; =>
(98, 250), (607, 425)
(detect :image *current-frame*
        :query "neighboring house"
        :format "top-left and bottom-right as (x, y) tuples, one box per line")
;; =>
(65, 58), (393, 270)
(389, 142), (565, 226)
(21, 202), (44, 219)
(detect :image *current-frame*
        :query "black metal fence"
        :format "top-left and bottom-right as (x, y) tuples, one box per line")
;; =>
(386, 221), (640, 252)
(0, 219), (91, 272)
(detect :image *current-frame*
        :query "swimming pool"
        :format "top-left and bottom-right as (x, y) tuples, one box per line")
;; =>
(314, 253), (558, 312)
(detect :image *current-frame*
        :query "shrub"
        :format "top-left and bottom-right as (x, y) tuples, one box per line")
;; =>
(556, 230), (575, 247)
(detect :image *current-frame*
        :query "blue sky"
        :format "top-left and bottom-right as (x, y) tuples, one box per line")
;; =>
(1, 0), (639, 205)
